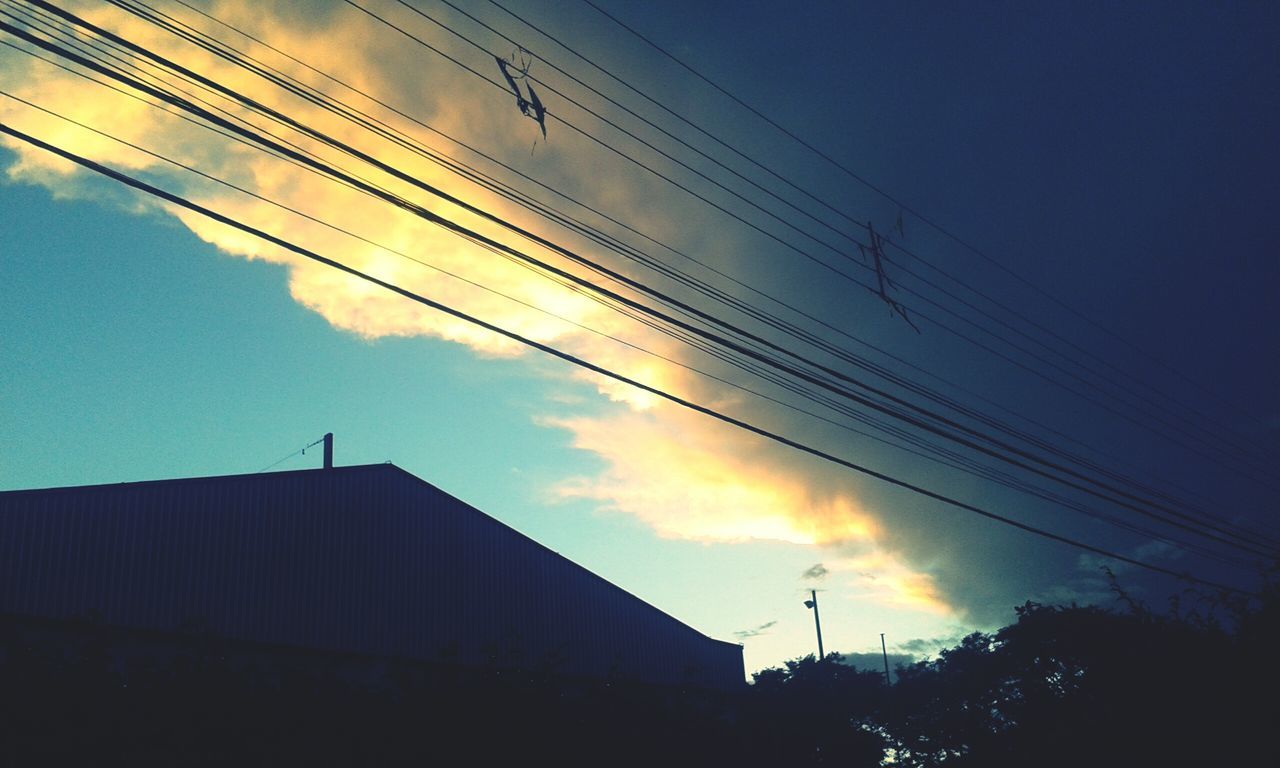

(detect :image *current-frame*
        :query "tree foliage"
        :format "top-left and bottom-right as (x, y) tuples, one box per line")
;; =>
(749, 579), (1279, 767)
(744, 653), (887, 765)
(2, 577), (1276, 766)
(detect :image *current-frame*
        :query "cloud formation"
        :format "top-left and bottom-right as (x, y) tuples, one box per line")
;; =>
(733, 620), (778, 640)
(0, 0), (953, 619)
(549, 408), (879, 546)
(801, 563), (829, 580)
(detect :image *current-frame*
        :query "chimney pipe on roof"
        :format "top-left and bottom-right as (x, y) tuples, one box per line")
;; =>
(323, 433), (333, 469)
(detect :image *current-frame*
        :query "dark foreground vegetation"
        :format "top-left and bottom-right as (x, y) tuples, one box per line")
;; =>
(2, 577), (1275, 766)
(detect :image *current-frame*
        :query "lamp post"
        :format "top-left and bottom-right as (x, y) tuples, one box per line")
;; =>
(881, 633), (892, 686)
(803, 589), (824, 659)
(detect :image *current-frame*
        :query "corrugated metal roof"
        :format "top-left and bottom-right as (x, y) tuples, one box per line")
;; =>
(0, 464), (744, 688)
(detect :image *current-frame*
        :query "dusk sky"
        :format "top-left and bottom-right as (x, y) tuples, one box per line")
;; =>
(2, 0), (1277, 675)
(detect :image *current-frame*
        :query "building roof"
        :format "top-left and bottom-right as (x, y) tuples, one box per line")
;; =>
(0, 463), (744, 688)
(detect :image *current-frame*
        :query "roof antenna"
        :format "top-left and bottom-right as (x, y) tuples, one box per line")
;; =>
(254, 434), (330, 473)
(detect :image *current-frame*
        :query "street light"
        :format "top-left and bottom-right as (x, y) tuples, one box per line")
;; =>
(881, 632), (892, 686)
(804, 589), (824, 659)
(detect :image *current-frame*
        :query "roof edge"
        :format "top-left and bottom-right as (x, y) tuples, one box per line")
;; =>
(0, 463), (407, 497)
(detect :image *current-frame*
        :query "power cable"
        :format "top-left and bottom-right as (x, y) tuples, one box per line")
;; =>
(577, 0), (1266, 437)
(3, 119), (1256, 596)
(151, 0), (1254, 521)
(7, 5), (1274, 556)
(7, 6), (1269, 555)
(333, 0), (1279, 486)
(461, 0), (1275, 472)
(255, 435), (327, 473)
(7, 45), (1260, 567)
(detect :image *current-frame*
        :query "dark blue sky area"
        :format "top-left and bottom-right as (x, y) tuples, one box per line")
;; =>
(636, 0), (1279, 441)
(576, 0), (1280, 608)
(617, 0), (1278, 385)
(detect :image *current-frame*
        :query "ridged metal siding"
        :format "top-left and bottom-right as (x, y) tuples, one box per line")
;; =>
(0, 465), (743, 688)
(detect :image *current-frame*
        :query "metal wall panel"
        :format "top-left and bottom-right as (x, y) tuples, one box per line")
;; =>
(0, 465), (744, 688)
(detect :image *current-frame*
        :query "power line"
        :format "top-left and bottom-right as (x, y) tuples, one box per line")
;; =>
(576, 0), (1265, 439)
(8, 3), (1274, 554)
(0, 77), (1020, 504)
(1, 1), (395, 209)
(142, 0), (1263, 527)
(12, 7), (1280, 563)
(336, 0), (1279, 487)
(255, 435), (327, 473)
(5, 38), (1262, 568)
(117, 0), (1270, 490)
(406, 0), (874, 258)
(338, 0), (883, 294)
(12, 0), (1280, 560)
(469, 0), (1275, 474)
(2, 120), (1255, 597)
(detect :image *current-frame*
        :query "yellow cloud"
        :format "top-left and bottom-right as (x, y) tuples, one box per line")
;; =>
(546, 405), (952, 613)
(827, 552), (953, 615)
(0, 0), (952, 619)
(548, 407), (876, 545)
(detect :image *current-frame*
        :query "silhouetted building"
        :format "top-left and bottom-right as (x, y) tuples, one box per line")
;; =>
(0, 464), (743, 689)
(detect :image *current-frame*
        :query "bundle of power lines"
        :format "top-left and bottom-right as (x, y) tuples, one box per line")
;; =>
(1, 0), (1275, 595)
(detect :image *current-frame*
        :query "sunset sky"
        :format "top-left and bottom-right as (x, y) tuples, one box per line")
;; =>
(2, 0), (1277, 675)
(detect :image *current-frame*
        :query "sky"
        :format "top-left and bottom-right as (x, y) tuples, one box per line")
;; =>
(1, 0), (1278, 676)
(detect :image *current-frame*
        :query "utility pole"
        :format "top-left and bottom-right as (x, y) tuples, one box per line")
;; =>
(323, 432), (333, 469)
(881, 633), (892, 686)
(803, 589), (824, 659)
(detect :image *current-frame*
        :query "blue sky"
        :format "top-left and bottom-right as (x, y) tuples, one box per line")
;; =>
(0, 175), (959, 670)
(2, 0), (1277, 675)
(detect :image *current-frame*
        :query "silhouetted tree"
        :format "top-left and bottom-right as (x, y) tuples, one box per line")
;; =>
(743, 653), (886, 765)
(744, 571), (1279, 768)
(879, 596), (1274, 767)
